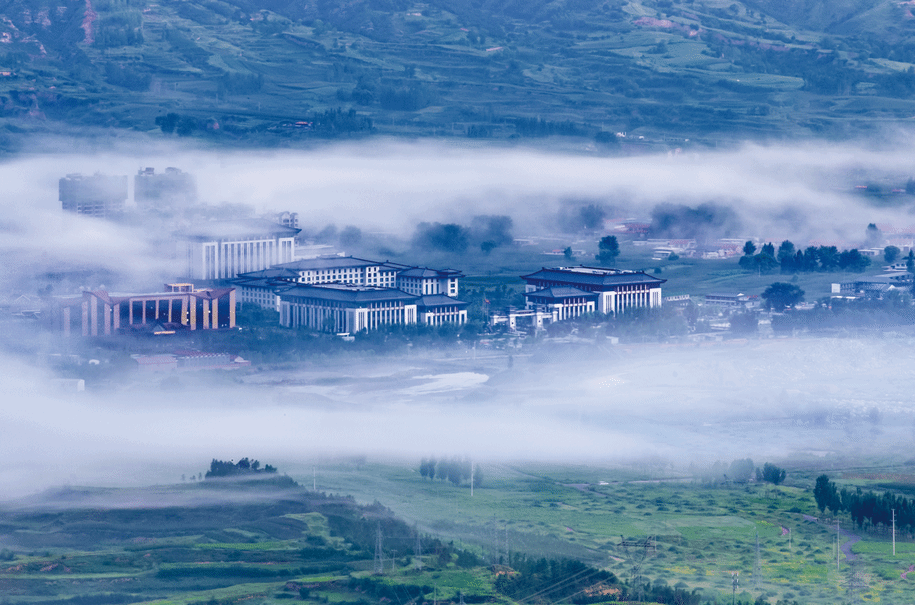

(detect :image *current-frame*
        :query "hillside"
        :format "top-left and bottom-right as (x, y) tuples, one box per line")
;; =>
(1, 0), (915, 148)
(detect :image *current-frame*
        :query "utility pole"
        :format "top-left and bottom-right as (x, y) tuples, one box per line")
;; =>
(470, 461), (474, 497)
(837, 520), (840, 573)
(374, 523), (383, 574)
(731, 571), (738, 605)
(415, 525), (422, 570)
(753, 529), (761, 591)
(893, 509), (896, 556)
(313, 466), (316, 491)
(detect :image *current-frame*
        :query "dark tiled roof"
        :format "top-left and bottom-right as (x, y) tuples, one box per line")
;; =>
(277, 256), (382, 271)
(526, 286), (597, 301)
(398, 267), (465, 279)
(280, 284), (418, 304)
(521, 266), (666, 287)
(236, 268), (300, 280)
(275, 256), (410, 273)
(178, 218), (300, 240)
(415, 294), (468, 308)
(233, 277), (295, 292)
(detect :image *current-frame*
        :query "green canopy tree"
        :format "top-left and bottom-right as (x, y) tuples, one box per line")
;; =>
(762, 282), (805, 310)
(595, 235), (620, 265)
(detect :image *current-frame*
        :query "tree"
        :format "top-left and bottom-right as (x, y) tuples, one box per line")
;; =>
(757, 462), (787, 485)
(838, 249), (870, 272)
(595, 235), (620, 265)
(729, 311), (758, 334)
(817, 246), (840, 271)
(865, 223), (883, 248)
(907, 250), (915, 274)
(814, 475), (835, 514)
(563, 246), (574, 261)
(884, 245), (901, 263)
(155, 112), (179, 134)
(761, 242), (775, 257)
(742, 240), (757, 256)
(762, 282), (804, 310)
(778, 240), (797, 273)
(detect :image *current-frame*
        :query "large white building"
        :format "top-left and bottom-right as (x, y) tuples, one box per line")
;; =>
(233, 267), (300, 312)
(279, 284), (468, 333)
(178, 219), (300, 280)
(277, 256), (405, 287)
(521, 266), (665, 315)
(396, 267), (461, 297)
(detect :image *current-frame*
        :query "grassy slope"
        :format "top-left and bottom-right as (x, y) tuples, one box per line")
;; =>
(4, 461), (914, 605)
(1, 0), (915, 146)
(292, 459), (915, 604)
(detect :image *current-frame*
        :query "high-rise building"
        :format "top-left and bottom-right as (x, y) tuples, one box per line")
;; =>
(134, 167), (197, 209)
(59, 173), (128, 219)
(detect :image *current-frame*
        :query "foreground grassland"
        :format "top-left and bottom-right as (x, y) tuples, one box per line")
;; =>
(307, 461), (915, 604)
(5, 459), (912, 605)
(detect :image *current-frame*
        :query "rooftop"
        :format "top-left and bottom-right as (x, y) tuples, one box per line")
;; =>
(527, 286), (598, 300)
(276, 255), (407, 272)
(399, 267), (464, 279)
(280, 284), (419, 304)
(522, 266), (667, 287)
(415, 294), (468, 308)
(178, 218), (300, 240)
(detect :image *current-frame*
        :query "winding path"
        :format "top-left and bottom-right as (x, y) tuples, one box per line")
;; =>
(838, 526), (861, 561)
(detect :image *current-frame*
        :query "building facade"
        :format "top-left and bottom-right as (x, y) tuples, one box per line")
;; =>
(524, 286), (597, 321)
(276, 256), (404, 287)
(178, 219), (300, 280)
(233, 267), (299, 311)
(521, 266), (665, 315)
(279, 285), (468, 333)
(59, 173), (128, 219)
(280, 284), (419, 333)
(397, 267), (462, 297)
(135, 167), (197, 209)
(56, 285), (236, 337)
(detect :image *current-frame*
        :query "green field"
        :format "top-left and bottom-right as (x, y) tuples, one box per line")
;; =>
(3, 459), (915, 605)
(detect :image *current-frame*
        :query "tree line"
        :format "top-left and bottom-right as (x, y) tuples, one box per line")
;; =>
(419, 457), (483, 487)
(814, 475), (915, 533)
(205, 457), (278, 478)
(740, 241), (871, 274)
(694, 458), (786, 485)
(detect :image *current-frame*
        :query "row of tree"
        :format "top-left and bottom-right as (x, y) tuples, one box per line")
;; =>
(418, 457), (483, 487)
(814, 475), (915, 533)
(205, 457), (278, 479)
(740, 241), (871, 274)
(694, 458), (786, 485)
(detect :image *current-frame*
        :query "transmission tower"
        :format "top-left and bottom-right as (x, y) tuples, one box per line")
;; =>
(373, 523), (384, 574)
(845, 561), (867, 604)
(620, 535), (654, 602)
(753, 529), (761, 591)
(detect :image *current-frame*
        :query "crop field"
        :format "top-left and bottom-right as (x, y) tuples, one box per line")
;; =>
(300, 459), (915, 604)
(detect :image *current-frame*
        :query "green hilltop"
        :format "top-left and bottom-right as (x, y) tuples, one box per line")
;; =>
(0, 0), (914, 147)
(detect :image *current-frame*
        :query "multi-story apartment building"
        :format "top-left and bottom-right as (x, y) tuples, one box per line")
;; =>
(59, 173), (128, 219)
